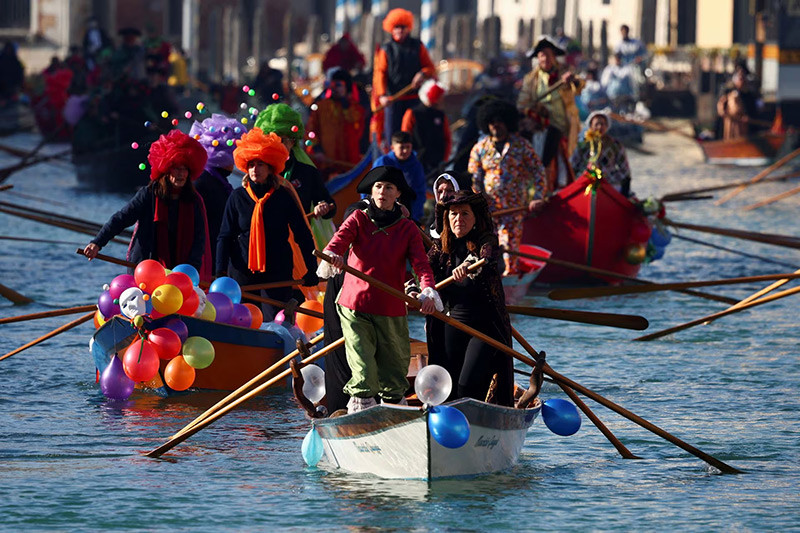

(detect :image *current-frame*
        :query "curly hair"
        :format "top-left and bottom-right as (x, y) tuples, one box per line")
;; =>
(476, 99), (520, 134)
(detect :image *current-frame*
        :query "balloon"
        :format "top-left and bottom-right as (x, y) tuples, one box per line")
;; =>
(230, 303), (252, 327)
(414, 364), (452, 406)
(192, 287), (208, 317)
(542, 398), (582, 436)
(650, 244), (666, 261)
(177, 288), (199, 316)
(118, 287), (147, 319)
(623, 242), (647, 265)
(301, 428), (324, 467)
(428, 405), (470, 448)
(151, 284), (184, 315)
(199, 299), (216, 321)
(100, 355), (135, 400)
(209, 276), (242, 304)
(98, 290), (121, 318)
(148, 327), (182, 360)
(172, 263), (200, 286)
(273, 309), (286, 324)
(629, 220), (652, 243)
(243, 303), (263, 328)
(286, 324), (307, 346)
(297, 364), (325, 403)
(134, 259), (166, 293)
(162, 317), (189, 343)
(206, 292), (233, 323)
(182, 336), (215, 369)
(93, 309), (106, 329)
(165, 272), (194, 299)
(109, 274), (136, 300)
(295, 300), (324, 334)
(164, 355), (196, 391)
(650, 227), (672, 247)
(122, 338), (160, 382)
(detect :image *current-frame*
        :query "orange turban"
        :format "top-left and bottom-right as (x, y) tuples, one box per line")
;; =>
(382, 8), (414, 33)
(232, 128), (289, 174)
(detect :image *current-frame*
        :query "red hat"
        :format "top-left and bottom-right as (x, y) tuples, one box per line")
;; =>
(233, 128), (289, 174)
(147, 129), (208, 181)
(382, 8), (414, 33)
(419, 80), (445, 106)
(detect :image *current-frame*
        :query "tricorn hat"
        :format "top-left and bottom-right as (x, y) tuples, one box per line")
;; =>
(526, 37), (565, 59)
(357, 166), (415, 200)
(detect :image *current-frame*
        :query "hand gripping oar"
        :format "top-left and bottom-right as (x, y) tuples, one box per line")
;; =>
(314, 249), (742, 474)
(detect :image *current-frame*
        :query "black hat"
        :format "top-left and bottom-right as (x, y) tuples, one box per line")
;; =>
(357, 166), (415, 200)
(118, 27), (142, 37)
(526, 37), (565, 59)
(435, 190), (493, 237)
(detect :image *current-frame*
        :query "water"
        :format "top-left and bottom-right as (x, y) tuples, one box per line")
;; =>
(1, 129), (799, 531)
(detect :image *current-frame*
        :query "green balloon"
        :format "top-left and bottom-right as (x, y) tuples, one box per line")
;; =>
(182, 336), (215, 369)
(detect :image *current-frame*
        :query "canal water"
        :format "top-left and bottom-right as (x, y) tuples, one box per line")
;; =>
(1, 128), (798, 530)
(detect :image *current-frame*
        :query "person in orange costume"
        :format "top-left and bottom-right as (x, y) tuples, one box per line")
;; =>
(371, 8), (436, 150)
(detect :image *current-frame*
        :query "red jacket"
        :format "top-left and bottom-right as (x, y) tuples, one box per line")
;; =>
(325, 209), (434, 316)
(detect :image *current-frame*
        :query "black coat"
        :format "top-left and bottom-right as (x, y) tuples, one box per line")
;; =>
(195, 168), (233, 272)
(282, 155), (337, 219)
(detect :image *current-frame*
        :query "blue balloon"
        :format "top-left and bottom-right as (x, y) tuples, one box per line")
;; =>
(542, 398), (581, 436)
(301, 428), (324, 466)
(428, 405), (470, 448)
(209, 276), (242, 304)
(650, 245), (665, 261)
(650, 227), (672, 247)
(172, 264), (200, 286)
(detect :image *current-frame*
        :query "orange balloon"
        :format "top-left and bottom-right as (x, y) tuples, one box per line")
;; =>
(164, 355), (196, 391)
(243, 303), (263, 329)
(295, 300), (324, 334)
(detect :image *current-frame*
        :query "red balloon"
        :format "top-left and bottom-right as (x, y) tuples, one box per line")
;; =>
(243, 303), (263, 329)
(148, 327), (182, 359)
(122, 338), (160, 382)
(177, 289), (199, 316)
(630, 220), (652, 243)
(165, 272), (194, 299)
(164, 356), (196, 391)
(134, 259), (166, 293)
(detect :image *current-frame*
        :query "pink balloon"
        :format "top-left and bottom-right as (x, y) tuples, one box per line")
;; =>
(109, 274), (137, 300)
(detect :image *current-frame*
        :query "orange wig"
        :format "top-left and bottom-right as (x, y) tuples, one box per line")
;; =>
(232, 128), (289, 174)
(382, 8), (414, 33)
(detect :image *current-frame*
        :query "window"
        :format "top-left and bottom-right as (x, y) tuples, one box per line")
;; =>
(0, 0), (30, 29)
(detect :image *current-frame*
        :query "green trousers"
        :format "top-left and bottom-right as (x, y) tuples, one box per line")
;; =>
(337, 305), (411, 401)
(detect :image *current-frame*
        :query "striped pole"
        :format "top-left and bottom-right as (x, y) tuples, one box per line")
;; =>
(420, 0), (437, 54)
(348, 0), (363, 37)
(335, 0), (346, 40)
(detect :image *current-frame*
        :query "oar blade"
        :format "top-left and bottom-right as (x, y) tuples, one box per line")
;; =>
(507, 305), (649, 330)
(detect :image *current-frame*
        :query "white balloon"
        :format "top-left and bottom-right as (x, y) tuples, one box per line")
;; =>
(298, 364), (326, 404)
(414, 364), (452, 406)
(192, 286), (208, 317)
(118, 287), (147, 319)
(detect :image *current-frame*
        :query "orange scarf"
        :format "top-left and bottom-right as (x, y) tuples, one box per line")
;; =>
(244, 180), (277, 273)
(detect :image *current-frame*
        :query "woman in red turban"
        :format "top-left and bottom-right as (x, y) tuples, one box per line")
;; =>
(216, 128), (319, 319)
(83, 129), (212, 279)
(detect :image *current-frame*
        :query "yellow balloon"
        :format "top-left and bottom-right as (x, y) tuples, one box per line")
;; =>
(200, 300), (216, 321)
(151, 284), (184, 315)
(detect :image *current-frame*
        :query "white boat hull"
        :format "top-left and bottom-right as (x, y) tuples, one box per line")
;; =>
(314, 398), (540, 480)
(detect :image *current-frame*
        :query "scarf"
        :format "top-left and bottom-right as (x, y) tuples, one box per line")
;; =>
(244, 180), (277, 272)
(366, 199), (403, 229)
(154, 194), (194, 268)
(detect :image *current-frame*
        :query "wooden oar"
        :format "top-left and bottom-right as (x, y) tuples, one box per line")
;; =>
(660, 170), (800, 202)
(507, 305), (648, 330)
(371, 82), (417, 114)
(505, 248), (738, 305)
(661, 194), (714, 203)
(704, 268), (800, 327)
(2, 189), (71, 207)
(665, 219), (800, 251)
(75, 248), (135, 268)
(0, 312), (95, 362)
(0, 184), (12, 191)
(1, 235), (88, 246)
(670, 233), (798, 270)
(0, 200), (130, 238)
(240, 280), (302, 291)
(634, 284), (800, 341)
(0, 304), (96, 325)
(548, 272), (800, 300)
(715, 146), (800, 205)
(0, 283), (34, 305)
(492, 205), (528, 218)
(511, 327), (640, 459)
(168, 333), (326, 438)
(315, 250), (742, 473)
(0, 207), (129, 245)
(0, 148), (73, 182)
(741, 183), (800, 211)
(145, 337), (344, 458)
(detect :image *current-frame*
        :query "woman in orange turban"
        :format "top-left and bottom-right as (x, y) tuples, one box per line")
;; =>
(217, 128), (318, 319)
(83, 129), (212, 279)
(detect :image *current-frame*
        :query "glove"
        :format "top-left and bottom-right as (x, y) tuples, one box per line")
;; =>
(418, 287), (444, 312)
(316, 251), (343, 279)
(302, 271), (320, 287)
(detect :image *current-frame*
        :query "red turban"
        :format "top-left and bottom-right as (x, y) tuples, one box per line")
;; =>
(382, 8), (414, 33)
(233, 128), (289, 174)
(147, 129), (208, 181)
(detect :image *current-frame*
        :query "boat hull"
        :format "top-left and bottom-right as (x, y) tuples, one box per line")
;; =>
(502, 244), (551, 304)
(314, 398), (540, 480)
(522, 176), (644, 284)
(91, 315), (287, 396)
(699, 134), (785, 166)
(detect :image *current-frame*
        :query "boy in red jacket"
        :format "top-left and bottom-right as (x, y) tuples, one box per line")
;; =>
(318, 166), (442, 412)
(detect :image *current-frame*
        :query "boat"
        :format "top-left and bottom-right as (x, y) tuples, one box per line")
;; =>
(522, 175), (649, 284)
(502, 244), (551, 304)
(90, 315), (289, 397)
(699, 133), (786, 166)
(73, 145), (149, 192)
(313, 397), (541, 480)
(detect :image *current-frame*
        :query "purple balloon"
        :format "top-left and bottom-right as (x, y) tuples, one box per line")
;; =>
(207, 292), (233, 324)
(109, 274), (136, 300)
(97, 290), (120, 319)
(100, 356), (135, 400)
(162, 317), (189, 343)
(230, 303), (252, 327)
